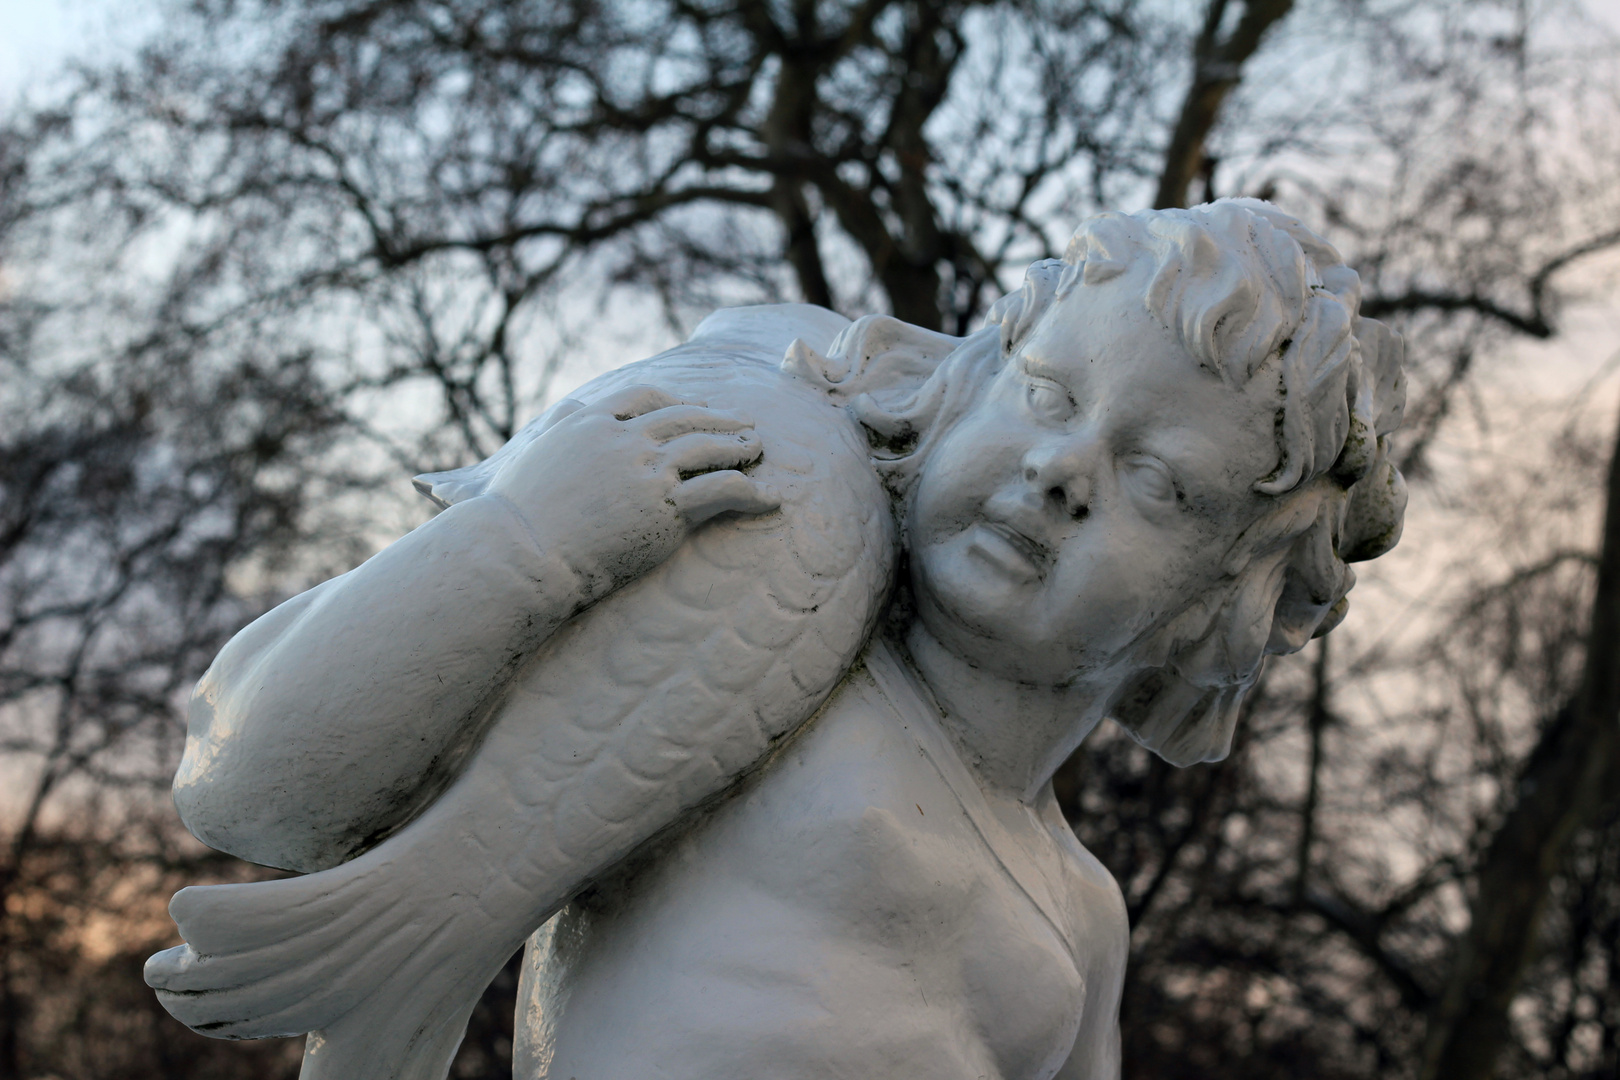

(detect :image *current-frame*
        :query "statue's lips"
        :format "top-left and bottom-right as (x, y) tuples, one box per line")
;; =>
(966, 520), (1049, 582)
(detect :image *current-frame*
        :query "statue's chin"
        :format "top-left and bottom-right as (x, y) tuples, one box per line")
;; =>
(1153, 716), (1236, 767)
(1113, 682), (1241, 768)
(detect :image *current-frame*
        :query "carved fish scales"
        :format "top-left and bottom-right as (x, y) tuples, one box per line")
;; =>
(479, 344), (894, 869)
(145, 306), (903, 1080)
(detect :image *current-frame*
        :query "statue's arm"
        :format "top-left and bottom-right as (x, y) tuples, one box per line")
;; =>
(187, 490), (589, 769)
(173, 384), (778, 869)
(172, 491), (598, 866)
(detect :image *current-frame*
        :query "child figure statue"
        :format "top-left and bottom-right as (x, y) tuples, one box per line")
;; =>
(146, 200), (1407, 1080)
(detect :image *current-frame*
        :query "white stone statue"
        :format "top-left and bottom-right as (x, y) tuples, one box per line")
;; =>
(145, 200), (1408, 1080)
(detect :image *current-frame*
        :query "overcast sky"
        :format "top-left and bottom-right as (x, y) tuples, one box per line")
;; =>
(0, 0), (159, 107)
(0, 0), (74, 102)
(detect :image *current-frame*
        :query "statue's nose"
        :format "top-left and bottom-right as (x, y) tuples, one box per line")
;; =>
(1022, 436), (1096, 519)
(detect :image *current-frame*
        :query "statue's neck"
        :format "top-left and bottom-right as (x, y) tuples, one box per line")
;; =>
(901, 621), (1114, 805)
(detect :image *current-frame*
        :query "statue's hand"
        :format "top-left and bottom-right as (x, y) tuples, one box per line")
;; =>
(487, 383), (780, 597)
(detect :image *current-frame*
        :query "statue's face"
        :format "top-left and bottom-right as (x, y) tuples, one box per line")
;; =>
(907, 277), (1283, 686)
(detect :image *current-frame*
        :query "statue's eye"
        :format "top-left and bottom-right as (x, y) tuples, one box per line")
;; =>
(1123, 456), (1178, 504)
(1024, 378), (1074, 422)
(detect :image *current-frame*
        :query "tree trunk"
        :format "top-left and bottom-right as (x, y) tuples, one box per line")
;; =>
(1155, 0), (1295, 210)
(1420, 399), (1620, 1080)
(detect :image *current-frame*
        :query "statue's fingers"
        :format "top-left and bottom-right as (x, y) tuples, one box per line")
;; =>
(598, 383), (687, 421)
(634, 404), (753, 442)
(660, 430), (762, 478)
(671, 471), (781, 523)
(537, 397), (587, 433)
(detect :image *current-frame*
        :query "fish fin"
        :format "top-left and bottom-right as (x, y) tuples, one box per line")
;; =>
(146, 854), (524, 1080)
(297, 973), (488, 1080)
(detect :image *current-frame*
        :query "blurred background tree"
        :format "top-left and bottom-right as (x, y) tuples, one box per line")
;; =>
(1, 0), (1619, 1077)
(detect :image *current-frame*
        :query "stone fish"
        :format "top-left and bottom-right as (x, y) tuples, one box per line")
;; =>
(145, 306), (955, 1080)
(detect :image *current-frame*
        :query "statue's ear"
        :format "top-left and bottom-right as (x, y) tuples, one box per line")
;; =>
(781, 315), (962, 405)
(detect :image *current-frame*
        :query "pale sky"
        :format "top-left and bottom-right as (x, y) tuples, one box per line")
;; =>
(0, 0), (74, 101)
(0, 0), (155, 107)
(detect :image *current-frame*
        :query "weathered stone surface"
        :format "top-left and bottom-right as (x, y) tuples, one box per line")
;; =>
(148, 201), (1407, 1080)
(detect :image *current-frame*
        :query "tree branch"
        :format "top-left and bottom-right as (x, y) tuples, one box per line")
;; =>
(1362, 226), (1620, 340)
(1293, 636), (1329, 905)
(1154, 0), (1295, 210)
(1360, 289), (1554, 339)
(1299, 888), (1434, 1012)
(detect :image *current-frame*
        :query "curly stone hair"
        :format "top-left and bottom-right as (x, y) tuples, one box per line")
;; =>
(835, 200), (1407, 765)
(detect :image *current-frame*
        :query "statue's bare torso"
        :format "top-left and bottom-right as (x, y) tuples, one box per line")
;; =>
(522, 640), (1127, 1080)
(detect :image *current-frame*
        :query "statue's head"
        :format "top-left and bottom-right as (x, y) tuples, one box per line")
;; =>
(849, 200), (1407, 766)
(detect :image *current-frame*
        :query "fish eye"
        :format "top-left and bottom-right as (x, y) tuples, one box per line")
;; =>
(1024, 377), (1074, 423)
(1123, 456), (1177, 503)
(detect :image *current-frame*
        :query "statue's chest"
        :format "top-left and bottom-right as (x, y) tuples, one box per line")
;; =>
(759, 790), (1095, 1080)
(519, 677), (1126, 1080)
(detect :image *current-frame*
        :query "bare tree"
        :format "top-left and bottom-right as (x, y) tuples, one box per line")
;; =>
(3, 2), (1620, 1079)
(0, 241), (359, 1073)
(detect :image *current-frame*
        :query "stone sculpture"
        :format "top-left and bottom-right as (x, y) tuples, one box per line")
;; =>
(145, 200), (1408, 1080)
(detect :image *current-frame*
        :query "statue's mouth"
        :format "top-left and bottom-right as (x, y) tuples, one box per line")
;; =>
(973, 519), (1051, 579)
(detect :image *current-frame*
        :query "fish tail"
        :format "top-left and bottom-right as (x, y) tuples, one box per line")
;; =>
(145, 852), (520, 1080)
